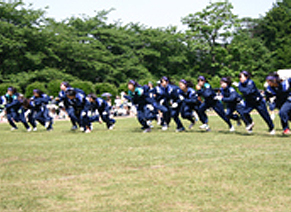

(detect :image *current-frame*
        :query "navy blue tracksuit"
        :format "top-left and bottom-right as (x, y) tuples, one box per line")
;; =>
(197, 83), (232, 128)
(265, 78), (291, 130)
(221, 86), (253, 126)
(149, 85), (169, 126)
(164, 84), (184, 129)
(29, 94), (53, 129)
(179, 87), (200, 124)
(57, 88), (86, 127)
(89, 97), (115, 129)
(3, 95), (30, 130)
(239, 79), (274, 131)
(125, 86), (154, 129)
(66, 93), (91, 128)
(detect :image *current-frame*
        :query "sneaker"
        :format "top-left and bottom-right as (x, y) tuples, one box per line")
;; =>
(85, 128), (91, 133)
(109, 125), (114, 130)
(229, 126), (235, 132)
(162, 125), (168, 131)
(246, 122), (255, 131)
(176, 127), (185, 132)
(143, 128), (151, 133)
(33, 127), (37, 132)
(80, 127), (85, 132)
(269, 129), (276, 135)
(27, 128), (32, 132)
(189, 122), (195, 130)
(45, 122), (50, 129)
(71, 125), (78, 131)
(11, 127), (18, 131)
(199, 124), (209, 130)
(283, 128), (290, 135)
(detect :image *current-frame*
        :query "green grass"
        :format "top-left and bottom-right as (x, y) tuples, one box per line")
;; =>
(0, 115), (291, 212)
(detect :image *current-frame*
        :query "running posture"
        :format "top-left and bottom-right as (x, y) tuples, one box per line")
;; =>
(265, 73), (291, 135)
(238, 71), (275, 135)
(216, 77), (254, 133)
(196, 76), (233, 131)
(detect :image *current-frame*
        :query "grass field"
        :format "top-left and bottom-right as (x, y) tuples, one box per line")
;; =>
(0, 115), (291, 212)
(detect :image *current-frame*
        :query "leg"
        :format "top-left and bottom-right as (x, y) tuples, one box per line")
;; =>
(213, 101), (232, 128)
(256, 100), (274, 131)
(279, 101), (291, 131)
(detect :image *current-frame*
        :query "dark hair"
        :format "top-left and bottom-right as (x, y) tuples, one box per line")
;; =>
(61, 81), (71, 88)
(128, 79), (141, 87)
(180, 79), (193, 88)
(87, 93), (97, 100)
(161, 76), (174, 85)
(266, 72), (281, 84)
(33, 89), (44, 96)
(220, 77), (232, 86)
(65, 88), (76, 97)
(239, 70), (251, 79)
(22, 98), (31, 109)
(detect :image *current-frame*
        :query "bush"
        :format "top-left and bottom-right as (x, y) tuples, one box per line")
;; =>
(47, 80), (63, 97)
(95, 83), (118, 97)
(25, 82), (48, 97)
(117, 82), (128, 94)
(71, 81), (94, 95)
(0, 83), (22, 96)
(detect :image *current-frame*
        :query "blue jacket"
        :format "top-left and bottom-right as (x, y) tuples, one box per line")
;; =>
(149, 85), (166, 104)
(57, 87), (86, 108)
(125, 86), (154, 108)
(164, 84), (182, 104)
(197, 83), (216, 103)
(221, 86), (242, 106)
(90, 97), (109, 112)
(3, 94), (18, 112)
(179, 87), (200, 106)
(67, 93), (90, 112)
(265, 78), (291, 108)
(239, 79), (262, 104)
(30, 94), (51, 111)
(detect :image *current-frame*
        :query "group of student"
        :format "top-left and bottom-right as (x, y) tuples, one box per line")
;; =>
(0, 70), (290, 135)
(125, 71), (291, 135)
(0, 82), (115, 133)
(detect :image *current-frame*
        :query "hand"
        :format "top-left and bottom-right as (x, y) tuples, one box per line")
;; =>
(196, 85), (201, 90)
(55, 97), (60, 101)
(214, 96), (222, 101)
(99, 120), (103, 124)
(147, 104), (154, 111)
(179, 95), (184, 101)
(81, 111), (87, 117)
(172, 102), (178, 108)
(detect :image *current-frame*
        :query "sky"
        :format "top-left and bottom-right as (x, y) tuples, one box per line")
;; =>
(22, 0), (277, 30)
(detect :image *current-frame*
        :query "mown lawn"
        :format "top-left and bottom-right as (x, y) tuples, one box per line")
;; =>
(0, 115), (291, 212)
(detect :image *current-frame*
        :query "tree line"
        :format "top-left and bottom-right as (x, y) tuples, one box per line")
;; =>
(0, 0), (290, 97)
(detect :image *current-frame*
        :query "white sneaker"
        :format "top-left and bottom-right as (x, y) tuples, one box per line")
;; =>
(33, 128), (37, 132)
(162, 125), (168, 131)
(11, 127), (17, 131)
(27, 128), (32, 132)
(80, 127), (85, 132)
(85, 129), (91, 133)
(109, 125), (114, 130)
(229, 126), (235, 132)
(45, 122), (50, 129)
(199, 124), (209, 130)
(143, 128), (151, 133)
(269, 129), (276, 135)
(246, 122), (255, 131)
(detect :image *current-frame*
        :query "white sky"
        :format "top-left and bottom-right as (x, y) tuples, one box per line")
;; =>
(23, 0), (276, 30)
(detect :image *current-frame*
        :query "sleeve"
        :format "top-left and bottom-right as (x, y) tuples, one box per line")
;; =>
(243, 80), (257, 96)
(5, 99), (19, 109)
(222, 89), (238, 103)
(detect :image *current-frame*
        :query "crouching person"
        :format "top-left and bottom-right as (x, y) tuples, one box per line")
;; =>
(87, 93), (116, 130)
(65, 89), (91, 133)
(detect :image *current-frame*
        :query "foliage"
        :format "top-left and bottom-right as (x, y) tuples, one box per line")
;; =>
(25, 81), (47, 97)
(70, 81), (94, 95)
(95, 82), (118, 97)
